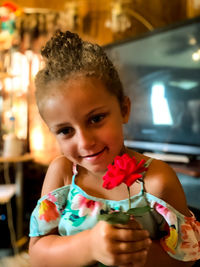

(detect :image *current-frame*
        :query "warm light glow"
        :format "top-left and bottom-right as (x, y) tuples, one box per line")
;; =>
(1, 49), (59, 162)
(105, 3), (131, 33)
(192, 51), (200, 61)
(30, 126), (45, 151)
(31, 54), (41, 79)
(189, 37), (197, 45)
(4, 110), (13, 121)
(13, 100), (28, 139)
(12, 76), (21, 92)
(192, 49), (200, 61)
(11, 52), (30, 93)
(4, 77), (13, 92)
(2, 51), (31, 142)
(2, 98), (27, 139)
(3, 52), (30, 93)
(0, 81), (3, 91)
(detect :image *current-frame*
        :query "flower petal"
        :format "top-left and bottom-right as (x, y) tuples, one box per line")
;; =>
(124, 173), (143, 187)
(103, 173), (125, 189)
(102, 153), (148, 190)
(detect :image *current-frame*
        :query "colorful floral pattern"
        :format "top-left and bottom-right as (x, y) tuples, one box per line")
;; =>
(71, 193), (103, 217)
(30, 173), (200, 263)
(153, 202), (178, 254)
(39, 199), (60, 222)
(180, 216), (200, 261)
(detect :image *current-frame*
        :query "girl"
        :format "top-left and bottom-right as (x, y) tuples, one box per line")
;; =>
(29, 30), (200, 267)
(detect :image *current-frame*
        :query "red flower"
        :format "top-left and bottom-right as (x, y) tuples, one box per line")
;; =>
(103, 154), (147, 189)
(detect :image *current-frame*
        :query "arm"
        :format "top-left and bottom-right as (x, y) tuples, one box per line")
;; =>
(144, 240), (194, 267)
(143, 159), (195, 267)
(29, 156), (95, 267)
(29, 156), (95, 266)
(29, 230), (95, 267)
(40, 155), (72, 196)
(29, 219), (151, 267)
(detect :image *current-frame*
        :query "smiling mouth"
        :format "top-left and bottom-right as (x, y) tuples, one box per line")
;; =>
(83, 147), (106, 158)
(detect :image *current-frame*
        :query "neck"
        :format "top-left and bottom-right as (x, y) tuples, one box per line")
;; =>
(77, 165), (106, 180)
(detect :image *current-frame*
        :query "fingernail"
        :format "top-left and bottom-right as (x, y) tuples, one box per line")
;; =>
(147, 238), (152, 245)
(144, 230), (150, 237)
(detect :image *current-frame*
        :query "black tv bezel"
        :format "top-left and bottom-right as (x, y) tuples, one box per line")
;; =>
(104, 15), (200, 53)
(104, 16), (200, 160)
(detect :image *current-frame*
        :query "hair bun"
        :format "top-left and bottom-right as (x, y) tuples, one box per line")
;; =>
(41, 30), (82, 60)
(35, 30), (125, 113)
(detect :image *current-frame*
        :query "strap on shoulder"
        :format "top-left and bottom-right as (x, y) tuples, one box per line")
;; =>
(72, 164), (78, 175)
(145, 158), (154, 168)
(72, 164), (78, 185)
(140, 158), (154, 194)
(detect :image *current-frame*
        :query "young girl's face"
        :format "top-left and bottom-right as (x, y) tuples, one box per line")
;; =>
(42, 76), (130, 175)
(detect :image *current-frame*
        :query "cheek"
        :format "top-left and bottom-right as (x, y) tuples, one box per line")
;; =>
(56, 138), (75, 156)
(102, 124), (124, 144)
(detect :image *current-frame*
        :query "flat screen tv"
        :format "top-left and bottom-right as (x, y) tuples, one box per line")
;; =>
(104, 17), (200, 162)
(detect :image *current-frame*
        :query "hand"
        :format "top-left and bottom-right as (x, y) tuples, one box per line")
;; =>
(89, 218), (151, 267)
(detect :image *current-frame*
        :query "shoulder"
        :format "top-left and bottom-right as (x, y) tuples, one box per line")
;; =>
(41, 155), (73, 197)
(144, 158), (191, 216)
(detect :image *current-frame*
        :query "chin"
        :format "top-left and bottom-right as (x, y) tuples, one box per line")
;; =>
(88, 164), (109, 175)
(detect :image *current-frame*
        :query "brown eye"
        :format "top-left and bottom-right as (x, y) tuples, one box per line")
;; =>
(57, 127), (73, 136)
(90, 114), (105, 124)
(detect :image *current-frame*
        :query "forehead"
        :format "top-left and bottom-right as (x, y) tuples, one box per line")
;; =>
(41, 76), (119, 120)
(55, 76), (113, 100)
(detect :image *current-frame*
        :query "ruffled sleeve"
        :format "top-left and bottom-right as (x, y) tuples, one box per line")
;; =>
(29, 185), (71, 237)
(152, 201), (200, 262)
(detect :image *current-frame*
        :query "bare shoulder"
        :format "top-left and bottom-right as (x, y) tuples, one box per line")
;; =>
(144, 158), (191, 216)
(41, 155), (73, 197)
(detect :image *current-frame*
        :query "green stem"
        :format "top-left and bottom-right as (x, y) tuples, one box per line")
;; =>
(127, 186), (131, 209)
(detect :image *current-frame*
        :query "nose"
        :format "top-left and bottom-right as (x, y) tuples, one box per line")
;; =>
(77, 128), (96, 150)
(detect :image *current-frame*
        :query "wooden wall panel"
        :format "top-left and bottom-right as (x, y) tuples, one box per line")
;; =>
(7, 0), (192, 45)
(187, 0), (200, 17)
(3, 0), (67, 11)
(132, 0), (187, 26)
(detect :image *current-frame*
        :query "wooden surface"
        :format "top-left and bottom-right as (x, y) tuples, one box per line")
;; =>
(170, 160), (200, 177)
(0, 153), (33, 163)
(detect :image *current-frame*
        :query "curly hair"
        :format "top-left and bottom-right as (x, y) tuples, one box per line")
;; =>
(35, 30), (125, 115)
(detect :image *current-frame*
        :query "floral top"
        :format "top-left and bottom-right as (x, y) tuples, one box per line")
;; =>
(29, 159), (200, 264)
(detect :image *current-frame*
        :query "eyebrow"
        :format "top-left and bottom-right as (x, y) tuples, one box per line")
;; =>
(86, 106), (107, 117)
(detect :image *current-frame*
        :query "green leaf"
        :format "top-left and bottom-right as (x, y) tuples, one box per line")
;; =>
(98, 212), (130, 224)
(98, 263), (107, 267)
(127, 206), (151, 216)
(84, 263), (107, 267)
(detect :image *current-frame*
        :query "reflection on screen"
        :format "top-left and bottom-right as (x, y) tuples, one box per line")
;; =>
(151, 83), (173, 125)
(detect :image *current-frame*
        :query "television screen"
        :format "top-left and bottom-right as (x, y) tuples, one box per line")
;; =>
(104, 17), (200, 161)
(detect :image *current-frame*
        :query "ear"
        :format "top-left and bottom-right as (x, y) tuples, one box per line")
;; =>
(121, 96), (131, 124)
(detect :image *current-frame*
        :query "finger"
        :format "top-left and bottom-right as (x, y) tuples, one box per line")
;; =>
(112, 249), (148, 266)
(114, 218), (143, 230)
(119, 264), (133, 267)
(115, 238), (152, 253)
(112, 229), (150, 242)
